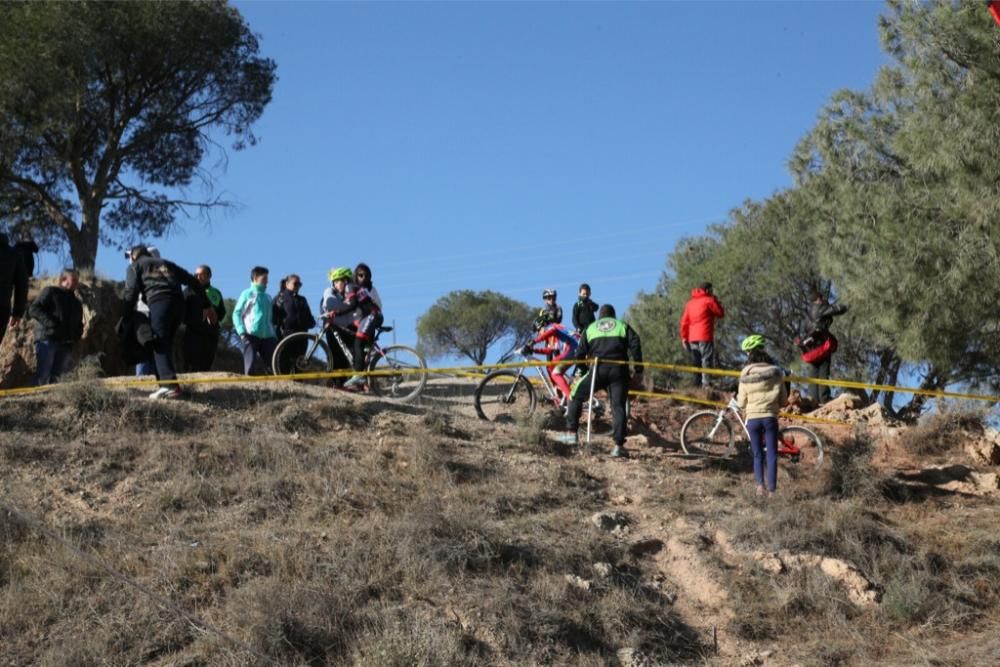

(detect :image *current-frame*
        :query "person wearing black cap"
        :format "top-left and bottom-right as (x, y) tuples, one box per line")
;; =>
(122, 245), (215, 398)
(0, 232), (29, 349)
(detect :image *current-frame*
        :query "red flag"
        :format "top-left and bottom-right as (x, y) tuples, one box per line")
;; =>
(989, 0), (1000, 27)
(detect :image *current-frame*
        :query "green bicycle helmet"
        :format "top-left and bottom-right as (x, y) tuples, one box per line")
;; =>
(328, 266), (352, 282)
(740, 334), (767, 352)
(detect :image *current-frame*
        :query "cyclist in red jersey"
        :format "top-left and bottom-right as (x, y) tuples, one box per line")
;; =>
(522, 323), (578, 400)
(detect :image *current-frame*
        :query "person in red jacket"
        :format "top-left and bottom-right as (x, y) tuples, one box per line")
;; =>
(679, 282), (725, 387)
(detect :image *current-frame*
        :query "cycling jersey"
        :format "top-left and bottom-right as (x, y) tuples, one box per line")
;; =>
(529, 324), (577, 398)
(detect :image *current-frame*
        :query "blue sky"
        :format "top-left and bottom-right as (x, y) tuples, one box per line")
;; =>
(40, 0), (889, 354)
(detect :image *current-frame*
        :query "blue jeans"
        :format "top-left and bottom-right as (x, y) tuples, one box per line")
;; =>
(34, 340), (74, 385)
(747, 416), (779, 492)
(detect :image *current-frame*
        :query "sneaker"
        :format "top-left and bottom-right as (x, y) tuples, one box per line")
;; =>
(555, 432), (578, 445)
(149, 387), (184, 401)
(610, 446), (629, 459)
(343, 375), (366, 388)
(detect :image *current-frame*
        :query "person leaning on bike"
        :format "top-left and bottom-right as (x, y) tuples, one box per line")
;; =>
(558, 304), (642, 458)
(736, 334), (788, 498)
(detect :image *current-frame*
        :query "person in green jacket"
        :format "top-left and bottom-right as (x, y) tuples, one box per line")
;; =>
(232, 266), (276, 375)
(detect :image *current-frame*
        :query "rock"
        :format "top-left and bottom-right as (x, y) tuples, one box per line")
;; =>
(625, 433), (649, 448)
(564, 574), (592, 592)
(612, 494), (633, 505)
(592, 562), (613, 578)
(966, 431), (1000, 466)
(616, 647), (655, 667)
(590, 511), (629, 532)
(756, 550), (881, 606)
(629, 538), (665, 557)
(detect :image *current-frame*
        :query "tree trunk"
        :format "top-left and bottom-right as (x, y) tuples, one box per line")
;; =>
(896, 368), (948, 423)
(68, 205), (101, 272)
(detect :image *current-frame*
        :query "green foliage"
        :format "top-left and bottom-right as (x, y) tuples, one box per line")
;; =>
(632, 0), (1000, 411)
(417, 290), (534, 366)
(0, 1), (276, 269)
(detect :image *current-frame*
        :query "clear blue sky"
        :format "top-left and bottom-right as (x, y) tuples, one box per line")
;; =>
(40, 0), (889, 353)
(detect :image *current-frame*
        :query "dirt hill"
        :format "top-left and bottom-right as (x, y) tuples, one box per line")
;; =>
(1, 376), (998, 666)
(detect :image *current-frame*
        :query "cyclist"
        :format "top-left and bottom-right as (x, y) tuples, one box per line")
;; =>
(558, 304), (642, 458)
(521, 322), (578, 401)
(736, 334), (788, 498)
(320, 267), (355, 384)
(533, 288), (563, 331)
(329, 262), (383, 389)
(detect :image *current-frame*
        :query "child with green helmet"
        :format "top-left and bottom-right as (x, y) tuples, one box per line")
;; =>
(736, 334), (787, 497)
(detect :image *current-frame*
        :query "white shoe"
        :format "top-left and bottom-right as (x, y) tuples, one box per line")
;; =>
(148, 387), (172, 400)
(343, 375), (366, 388)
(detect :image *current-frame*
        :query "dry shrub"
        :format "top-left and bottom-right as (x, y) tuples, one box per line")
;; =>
(897, 410), (985, 457)
(820, 437), (889, 501)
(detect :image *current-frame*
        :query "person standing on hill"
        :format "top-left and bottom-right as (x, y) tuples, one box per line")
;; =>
(736, 335), (788, 498)
(13, 230), (39, 280)
(29, 268), (83, 385)
(0, 232), (29, 349)
(680, 281), (725, 387)
(182, 265), (226, 372)
(559, 304), (643, 459)
(273, 273), (315, 372)
(799, 291), (848, 406)
(572, 283), (598, 334)
(232, 266), (277, 376)
(123, 245), (214, 399)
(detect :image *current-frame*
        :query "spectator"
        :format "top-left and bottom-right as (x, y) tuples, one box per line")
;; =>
(572, 283), (598, 334)
(182, 265), (226, 372)
(273, 273), (315, 371)
(232, 266), (277, 375)
(13, 230), (39, 280)
(29, 268), (83, 385)
(132, 246), (160, 376)
(736, 335), (788, 497)
(800, 291), (849, 406)
(558, 304), (643, 459)
(123, 245), (214, 399)
(0, 232), (29, 348)
(680, 281), (724, 387)
(320, 266), (355, 385)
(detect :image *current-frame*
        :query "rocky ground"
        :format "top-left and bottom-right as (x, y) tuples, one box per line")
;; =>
(1, 374), (998, 666)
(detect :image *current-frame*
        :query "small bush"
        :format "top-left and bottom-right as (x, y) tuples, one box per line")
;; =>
(897, 411), (984, 457)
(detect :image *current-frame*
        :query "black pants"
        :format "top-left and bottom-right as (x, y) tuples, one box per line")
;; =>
(0, 305), (9, 349)
(566, 363), (629, 446)
(807, 356), (833, 405)
(325, 329), (353, 384)
(183, 326), (220, 372)
(148, 297), (184, 388)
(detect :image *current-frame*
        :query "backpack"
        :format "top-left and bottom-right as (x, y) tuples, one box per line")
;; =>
(800, 331), (838, 365)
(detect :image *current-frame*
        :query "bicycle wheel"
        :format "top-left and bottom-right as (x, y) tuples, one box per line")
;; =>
(367, 345), (427, 403)
(778, 425), (824, 471)
(474, 371), (536, 422)
(272, 333), (333, 384)
(680, 411), (734, 457)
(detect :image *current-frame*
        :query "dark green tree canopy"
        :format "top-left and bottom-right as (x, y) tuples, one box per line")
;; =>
(417, 290), (535, 366)
(0, 1), (276, 269)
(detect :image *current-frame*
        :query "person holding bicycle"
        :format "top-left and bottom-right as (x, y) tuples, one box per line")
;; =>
(329, 262), (383, 389)
(521, 322), (578, 401)
(320, 267), (355, 385)
(559, 304), (642, 458)
(736, 334), (788, 497)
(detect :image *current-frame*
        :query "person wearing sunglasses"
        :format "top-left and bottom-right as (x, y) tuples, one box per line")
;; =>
(273, 273), (316, 369)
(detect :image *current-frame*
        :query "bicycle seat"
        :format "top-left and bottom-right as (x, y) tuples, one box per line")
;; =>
(378, 326), (393, 333)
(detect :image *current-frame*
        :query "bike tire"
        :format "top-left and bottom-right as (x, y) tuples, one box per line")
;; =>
(271, 332), (333, 384)
(474, 371), (536, 422)
(367, 344), (427, 403)
(680, 411), (734, 457)
(778, 425), (824, 471)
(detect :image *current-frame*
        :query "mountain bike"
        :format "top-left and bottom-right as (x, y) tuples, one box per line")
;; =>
(679, 398), (824, 471)
(473, 343), (603, 422)
(272, 316), (427, 403)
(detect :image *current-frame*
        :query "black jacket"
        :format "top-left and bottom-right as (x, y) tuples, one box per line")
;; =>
(183, 286), (226, 331)
(575, 317), (643, 365)
(123, 256), (203, 309)
(808, 301), (848, 334)
(572, 298), (598, 332)
(29, 286), (83, 343)
(14, 240), (38, 277)
(0, 239), (29, 318)
(273, 289), (316, 337)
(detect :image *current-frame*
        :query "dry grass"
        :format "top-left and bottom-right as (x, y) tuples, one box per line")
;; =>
(0, 384), (704, 665)
(897, 410), (985, 458)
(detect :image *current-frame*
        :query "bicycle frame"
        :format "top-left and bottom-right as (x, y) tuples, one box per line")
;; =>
(320, 321), (386, 371)
(705, 398), (807, 459)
